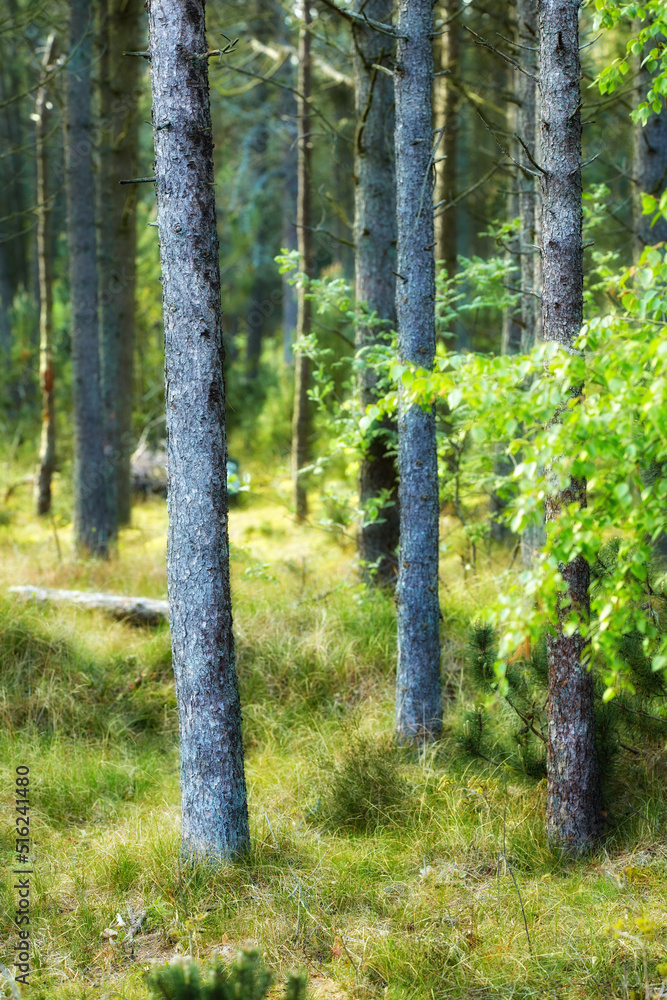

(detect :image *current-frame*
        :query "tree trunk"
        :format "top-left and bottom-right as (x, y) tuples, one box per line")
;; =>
(34, 35), (57, 517)
(353, 0), (400, 586)
(98, 0), (142, 531)
(434, 0), (459, 282)
(394, 0), (442, 742)
(539, 0), (602, 854)
(517, 0), (539, 352)
(148, 0), (250, 860)
(516, 0), (546, 568)
(634, 37), (667, 253)
(291, 1), (313, 522)
(65, 0), (109, 557)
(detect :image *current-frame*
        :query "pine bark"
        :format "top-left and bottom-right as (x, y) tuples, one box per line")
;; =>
(433, 0), (459, 283)
(291, 1), (313, 522)
(353, 0), (400, 585)
(539, 0), (602, 853)
(517, 0), (539, 352)
(65, 0), (109, 557)
(98, 0), (142, 531)
(34, 35), (57, 517)
(148, 0), (250, 859)
(634, 39), (667, 253)
(394, 0), (442, 742)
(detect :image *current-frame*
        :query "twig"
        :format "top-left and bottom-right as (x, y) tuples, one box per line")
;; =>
(317, 0), (400, 38)
(119, 176), (156, 185)
(464, 26), (539, 83)
(501, 789), (533, 955)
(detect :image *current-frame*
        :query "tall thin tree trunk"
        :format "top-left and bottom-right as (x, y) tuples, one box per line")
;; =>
(98, 0), (142, 531)
(517, 0), (545, 568)
(395, 0), (442, 742)
(353, 0), (399, 585)
(540, 0), (602, 853)
(634, 37), (667, 254)
(434, 0), (459, 281)
(65, 0), (108, 557)
(34, 35), (57, 517)
(148, 0), (249, 860)
(517, 0), (539, 352)
(291, 1), (313, 522)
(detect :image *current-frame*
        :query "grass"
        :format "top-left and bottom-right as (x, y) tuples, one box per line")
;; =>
(0, 473), (666, 1000)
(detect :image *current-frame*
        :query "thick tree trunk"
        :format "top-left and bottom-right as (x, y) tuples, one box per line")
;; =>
(65, 0), (109, 557)
(353, 0), (400, 586)
(291, 1), (313, 522)
(148, 0), (250, 860)
(98, 0), (142, 531)
(539, 0), (602, 854)
(394, 0), (442, 742)
(634, 39), (667, 253)
(34, 35), (57, 517)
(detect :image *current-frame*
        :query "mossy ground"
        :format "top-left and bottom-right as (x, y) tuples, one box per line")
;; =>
(0, 472), (665, 1000)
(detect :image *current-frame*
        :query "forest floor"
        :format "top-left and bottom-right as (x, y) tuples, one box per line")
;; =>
(0, 477), (666, 1000)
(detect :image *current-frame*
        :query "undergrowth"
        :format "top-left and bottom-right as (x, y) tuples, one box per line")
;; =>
(0, 495), (665, 1000)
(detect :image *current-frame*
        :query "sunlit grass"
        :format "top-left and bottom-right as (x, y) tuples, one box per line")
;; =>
(0, 482), (665, 1000)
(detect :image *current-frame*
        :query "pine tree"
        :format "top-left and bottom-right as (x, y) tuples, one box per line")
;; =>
(148, 0), (249, 859)
(34, 34), (57, 517)
(353, 0), (400, 585)
(149, 950), (307, 1000)
(394, 0), (442, 742)
(66, 0), (109, 557)
(291, 0), (314, 522)
(539, 0), (602, 854)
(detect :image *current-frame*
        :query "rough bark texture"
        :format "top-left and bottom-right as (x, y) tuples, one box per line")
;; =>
(98, 0), (142, 530)
(352, 0), (399, 585)
(539, 0), (602, 854)
(34, 35), (57, 517)
(394, 0), (442, 742)
(148, 0), (250, 860)
(517, 0), (539, 352)
(634, 39), (667, 253)
(433, 0), (459, 282)
(517, 0), (546, 568)
(291, 1), (313, 522)
(65, 0), (109, 557)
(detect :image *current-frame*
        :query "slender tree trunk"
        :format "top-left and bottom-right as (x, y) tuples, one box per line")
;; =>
(353, 0), (400, 585)
(291, 1), (313, 522)
(516, 0), (546, 568)
(434, 0), (459, 282)
(98, 0), (142, 531)
(634, 37), (667, 254)
(65, 0), (108, 557)
(539, 0), (602, 853)
(395, 0), (442, 742)
(517, 0), (539, 352)
(148, 0), (250, 860)
(34, 35), (57, 517)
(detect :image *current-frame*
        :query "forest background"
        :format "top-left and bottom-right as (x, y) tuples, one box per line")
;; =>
(1, 0), (667, 999)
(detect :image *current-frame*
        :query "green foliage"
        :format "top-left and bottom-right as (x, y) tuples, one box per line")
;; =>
(458, 618), (667, 800)
(369, 242), (667, 697)
(317, 727), (409, 832)
(148, 949), (306, 1000)
(594, 1), (667, 122)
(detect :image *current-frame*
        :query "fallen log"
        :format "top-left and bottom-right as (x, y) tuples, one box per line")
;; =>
(9, 586), (169, 626)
